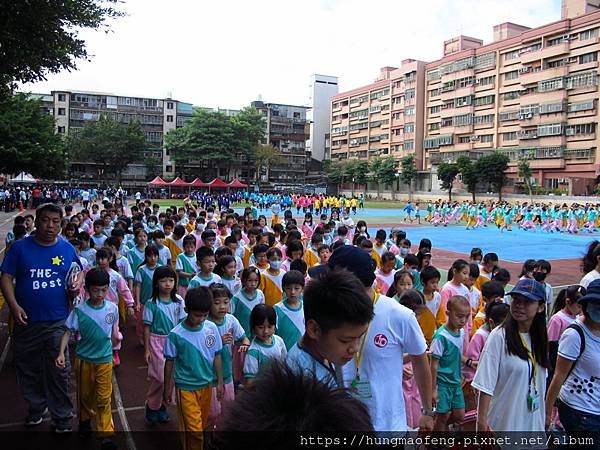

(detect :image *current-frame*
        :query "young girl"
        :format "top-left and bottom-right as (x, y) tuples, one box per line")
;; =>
(128, 228), (148, 273)
(386, 269), (414, 301)
(215, 256), (242, 297)
(375, 252), (397, 295)
(95, 247), (135, 366)
(418, 265), (445, 344)
(134, 245), (161, 343)
(143, 266), (186, 424)
(243, 304), (287, 384)
(440, 259), (471, 306)
(78, 231), (97, 268)
(175, 235), (197, 297)
(398, 289), (427, 430)
(548, 285), (585, 372)
(301, 213), (314, 240)
(259, 247), (286, 306)
(106, 236), (134, 291)
(207, 284), (250, 427)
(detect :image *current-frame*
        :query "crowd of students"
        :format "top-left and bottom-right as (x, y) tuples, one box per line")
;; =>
(2, 197), (600, 450)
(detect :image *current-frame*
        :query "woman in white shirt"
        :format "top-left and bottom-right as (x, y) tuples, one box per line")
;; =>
(545, 279), (600, 433)
(473, 278), (549, 432)
(580, 242), (600, 289)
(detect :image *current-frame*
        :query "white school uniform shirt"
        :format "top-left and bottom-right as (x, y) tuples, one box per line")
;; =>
(579, 269), (600, 289)
(344, 294), (427, 432)
(472, 327), (547, 431)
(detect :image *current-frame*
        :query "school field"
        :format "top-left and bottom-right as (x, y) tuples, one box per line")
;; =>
(0, 203), (594, 439)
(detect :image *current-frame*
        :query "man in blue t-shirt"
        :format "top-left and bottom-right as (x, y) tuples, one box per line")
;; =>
(1, 203), (82, 433)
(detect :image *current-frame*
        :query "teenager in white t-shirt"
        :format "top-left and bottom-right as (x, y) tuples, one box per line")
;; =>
(328, 246), (434, 432)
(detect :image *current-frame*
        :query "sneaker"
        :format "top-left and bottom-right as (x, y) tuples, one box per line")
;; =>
(145, 404), (158, 425)
(157, 405), (170, 423)
(101, 438), (118, 450)
(24, 407), (48, 427)
(78, 419), (92, 438)
(113, 350), (120, 367)
(54, 421), (73, 434)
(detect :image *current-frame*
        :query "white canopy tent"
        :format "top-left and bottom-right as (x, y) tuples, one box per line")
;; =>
(9, 172), (38, 184)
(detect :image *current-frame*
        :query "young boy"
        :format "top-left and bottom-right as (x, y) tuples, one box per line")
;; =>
(242, 227), (261, 268)
(471, 280), (505, 336)
(286, 268), (374, 388)
(91, 219), (107, 248)
(259, 247), (285, 306)
(153, 230), (172, 267)
(163, 287), (224, 450)
(55, 268), (118, 450)
(304, 234), (323, 269)
(281, 240), (303, 272)
(274, 270), (305, 350)
(176, 235), (198, 297)
(250, 243), (270, 271)
(189, 247), (222, 289)
(429, 295), (473, 431)
(165, 225), (186, 269)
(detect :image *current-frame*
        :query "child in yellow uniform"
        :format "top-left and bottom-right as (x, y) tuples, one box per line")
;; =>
(165, 225), (186, 269)
(259, 248), (285, 306)
(417, 266), (445, 344)
(303, 235), (322, 269)
(470, 280), (504, 337)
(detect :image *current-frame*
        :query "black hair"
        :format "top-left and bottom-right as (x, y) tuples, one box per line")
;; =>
(151, 266), (179, 303)
(13, 224), (27, 239)
(519, 259), (537, 278)
(201, 229), (217, 241)
(250, 304), (277, 333)
(224, 236), (238, 247)
(282, 269), (305, 288)
(403, 254), (419, 268)
(286, 240), (304, 256)
(482, 252), (498, 264)
(173, 225), (186, 238)
(447, 258), (469, 282)
(14, 216), (25, 225)
(35, 203), (63, 221)
(96, 246), (119, 271)
(290, 259), (308, 275)
(331, 240), (346, 252)
(144, 244), (160, 264)
(492, 268), (511, 284)
(418, 238), (432, 252)
(317, 244), (330, 255)
(416, 250), (431, 271)
(213, 362), (373, 443)
(398, 289), (425, 312)
(183, 234), (196, 247)
(184, 287), (213, 312)
(287, 230), (302, 243)
(380, 252), (396, 265)
(303, 268), (374, 334)
(582, 240), (600, 274)
(386, 269), (414, 297)
(153, 230), (166, 240)
(214, 255), (236, 277)
(310, 233), (324, 245)
(85, 267), (110, 288)
(215, 246), (233, 260)
(551, 285), (586, 316)
(469, 263), (480, 279)
(470, 247), (483, 259)
(420, 265), (441, 285)
(105, 236), (121, 252)
(241, 267), (261, 285)
(485, 301), (509, 326)
(481, 280), (505, 299)
(535, 259), (552, 274)
(375, 229), (386, 241)
(209, 282), (232, 300)
(196, 246), (215, 262)
(262, 232), (276, 248)
(266, 247), (283, 259)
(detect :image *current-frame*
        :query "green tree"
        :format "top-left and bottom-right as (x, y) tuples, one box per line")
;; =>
(351, 160), (370, 197)
(65, 114), (146, 184)
(144, 155), (163, 178)
(437, 162), (460, 201)
(253, 144), (280, 186)
(369, 157), (384, 199)
(377, 156), (398, 200)
(476, 151), (510, 201)
(0, 1), (123, 99)
(400, 154), (418, 201)
(518, 157), (533, 202)
(344, 159), (360, 197)
(0, 93), (67, 178)
(323, 159), (347, 186)
(231, 107), (266, 183)
(457, 156), (478, 202)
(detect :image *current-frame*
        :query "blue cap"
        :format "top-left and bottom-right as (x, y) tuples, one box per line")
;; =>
(580, 279), (600, 304)
(508, 278), (546, 302)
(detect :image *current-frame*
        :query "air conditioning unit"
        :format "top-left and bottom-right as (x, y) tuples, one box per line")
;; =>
(566, 128), (575, 136)
(519, 67), (531, 74)
(469, 135), (480, 142)
(526, 113), (533, 118)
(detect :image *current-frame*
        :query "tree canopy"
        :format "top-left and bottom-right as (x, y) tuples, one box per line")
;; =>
(477, 152), (510, 200)
(437, 162), (460, 201)
(0, 93), (66, 178)
(0, 0), (123, 99)
(457, 156), (479, 202)
(65, 114), (146, 183)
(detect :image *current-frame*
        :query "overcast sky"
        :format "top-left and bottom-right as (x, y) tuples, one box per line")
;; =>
(24, 0), (561, 109)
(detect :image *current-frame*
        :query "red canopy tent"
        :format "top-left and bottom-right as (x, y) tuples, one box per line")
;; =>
(228, 178), (248, 188)
(169, 177), (190, 186)
(147, 176), (167, 186)
(190, 178), (209, 187)
(207, 178), (229, 188)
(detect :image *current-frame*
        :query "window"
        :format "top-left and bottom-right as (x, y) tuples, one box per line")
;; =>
(405, 89), (416, 100)
(504, 71), (519, 81)
(429, 122), (440, 131)
(503, 131), (518, 141)
(370, 120), (382, 128)
(429, 105), (441, 114)
(166, 165), (173, 172)
(404, 140), (414, 150)
(565, 123), (596, 136)
(475, 52), (496, 70)
(547, 36), (567, 46)
(455, 95), (473, 107)
(57, 94), (66, 102)
(404, 106), (415, 116)
(166, 115), (173, 122)
(499, 110), (519, 121)
(539, 102), (564, 114)
(504, 91), (520, 100)
(504, 49), (520, 61)
(459, 136), (471, 144)
(349, 109), (369, 119)
(453, 113), (473, 126)
(519, 104), (540, 116)
(538, 77), (564, 92)
(546, 58), (567, 68)
(568, 100), (595, 112)
(427, 69), (441, 81)
(370, 105), (382, 113)
(441, 118), (453, 127)
(480, 134), (493, 143)
(474, 95), (495, 106)
(293, 112), (301, 118)
(537, 123), (563, 137)
(349, 121), (368, 131)
(429, 88), (441, 98)
(404, 123), (415, 133)
(57, 126), (65, 134)
(579, 52), (598, 64)
(473, 114), (495, 124)
(393, 128), (403, 136)
(566, 71), (598, 89)
(167, 102), (174, 110)
(423, 134), (453, 149)
(477, 75), (496, 86)
(58, 108), (66, 116)
(392, 112), (402, 120)
(579, 28), (599, 40)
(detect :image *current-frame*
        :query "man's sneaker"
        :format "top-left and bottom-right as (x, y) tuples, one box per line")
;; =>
(54, 420), (73, 434)
(113, 350), (120, 367)
(24, 407), (48, 427)
(78, 419), (92, 438)
(101, 438), (118, 450)
(157, 405), (170, 423)
(145, 404), (158, 424)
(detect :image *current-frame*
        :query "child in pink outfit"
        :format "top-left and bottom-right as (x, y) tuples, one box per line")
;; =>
(142, 266), (186, 424)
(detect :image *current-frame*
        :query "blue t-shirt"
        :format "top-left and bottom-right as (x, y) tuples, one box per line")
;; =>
(1, 236), (82, 321)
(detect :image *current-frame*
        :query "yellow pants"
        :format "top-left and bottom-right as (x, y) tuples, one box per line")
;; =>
(118, 295), (126, 329)
(176, 386), (212, 450)
(76, 359), (114, 437)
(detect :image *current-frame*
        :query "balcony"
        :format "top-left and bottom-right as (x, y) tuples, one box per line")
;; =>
(538, 42), (570, 59)
(475, 82), (495, 93)
(500, 147), (565, 168)
(564, 148), (596, 161)
(566, 131), (596, 142)
(523, 89), (567, 105)
(570, 36), (600, 50)
(429, 150), (483, 164)
(519, 47), (544, 64)
(520, 65), (568, 84)
(519, 130), (538, 140)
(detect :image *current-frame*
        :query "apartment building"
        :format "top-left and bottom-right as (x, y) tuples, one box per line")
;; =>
(35, 90), (194, 185)
(251, 100), (310, 190)
(307, 74), (339, 162)
(333, 0), (600, 195)
(330, 60), (427, 170)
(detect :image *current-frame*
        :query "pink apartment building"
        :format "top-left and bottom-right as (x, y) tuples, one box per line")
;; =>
(332, 0), (600, 195)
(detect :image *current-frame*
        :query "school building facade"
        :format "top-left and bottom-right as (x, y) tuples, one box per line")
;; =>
(331, 0), (600, 196)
